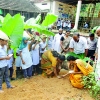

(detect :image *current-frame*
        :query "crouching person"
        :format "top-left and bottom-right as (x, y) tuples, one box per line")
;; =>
(41, 50), (65, 78)
(0, 38), (14, 93)
(62, 56), (93, 88)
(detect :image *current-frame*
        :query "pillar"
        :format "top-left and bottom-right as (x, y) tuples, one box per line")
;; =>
(73, 0), (82, 30)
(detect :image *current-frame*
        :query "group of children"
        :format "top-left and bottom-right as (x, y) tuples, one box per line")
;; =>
(7, 30), (53, 80)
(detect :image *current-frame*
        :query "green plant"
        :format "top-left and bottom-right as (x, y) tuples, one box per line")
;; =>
(82, 72), (100, 100)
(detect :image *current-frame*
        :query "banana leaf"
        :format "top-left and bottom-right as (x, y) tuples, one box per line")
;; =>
(41, 13), (58, 26)
(24, 24), (43, 33)
(42, 29), (55, 36)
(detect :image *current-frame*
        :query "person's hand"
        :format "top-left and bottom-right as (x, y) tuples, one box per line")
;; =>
(94, 53), (98, 60)
(22, 60), (25, 65)
(36, 41), (39, 44)
(57, 76), (62, 79)
(64, 49), (68, 52)
(5, 56), (11, 60)
(42, 48), (45, 51)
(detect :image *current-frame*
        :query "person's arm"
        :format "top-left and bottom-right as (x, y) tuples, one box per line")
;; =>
(60, 41), (65, 51)
(69, 39), (74, 52)
(19, 51), (25, 65)
(32, 41), (39, 50)
(85, 49), (88, 57)
(69, 48), (74, 52)
(62, 71), (82, 77)
(0, 56), (11, 60)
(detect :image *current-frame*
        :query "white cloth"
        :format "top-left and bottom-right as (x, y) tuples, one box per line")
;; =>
(63, 22), (67, 27)
(15, 49), (21, 67)
(68, 22), (71, 28)
(95, 37), (100, 81)
(69, 36), (88, 54)
(47, 36), (53, 50)
(20, 42), (33, 69)
(0, 45), (8, 68)
(57, 20), (61, 26)
(52, 33), (64, 53)
(32, 44), (39, 65)
(40, 41), (47, 53)
(7, 49), (13, 68)
(87, 38), (97, 50)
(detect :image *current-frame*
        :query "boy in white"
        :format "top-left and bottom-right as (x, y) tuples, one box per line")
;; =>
(0, 38), (14, 93)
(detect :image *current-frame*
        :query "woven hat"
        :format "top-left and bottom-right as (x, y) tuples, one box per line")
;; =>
(0, 30), (9, 40)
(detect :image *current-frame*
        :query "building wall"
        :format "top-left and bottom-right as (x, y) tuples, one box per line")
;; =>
(34, 0), (76, 19)
(35, 2), (50, 10)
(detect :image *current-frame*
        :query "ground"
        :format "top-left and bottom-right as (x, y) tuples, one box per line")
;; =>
(0, 69), (94, 100)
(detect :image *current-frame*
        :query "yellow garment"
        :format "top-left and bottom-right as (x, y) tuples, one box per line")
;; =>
(41, 50), (57, 75)
(69, 59), (93, 89)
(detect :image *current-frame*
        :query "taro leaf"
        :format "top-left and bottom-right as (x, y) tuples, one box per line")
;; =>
(1, 13), (13, 36)
(25, 18), (36, 26)
(2, 13), (12, 28)
(83, 57), (90, 62)
(35, 14), (41, 24)
(1, 14), (24, 57)
(65, 52), (82, 59)
(0, 15), (4, 23)
(41, 13), (58, 26)
(9, 14), (24, 49)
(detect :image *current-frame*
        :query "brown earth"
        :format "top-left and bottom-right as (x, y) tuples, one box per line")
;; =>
(0, 69), (94, 100)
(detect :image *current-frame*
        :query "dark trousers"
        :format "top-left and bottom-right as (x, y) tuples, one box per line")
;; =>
(9, 67), (13, 78)
(87, 50), (95, 60)
(23, 66), (32, 78)
(32, 64), (39, 75)
(0, 66), (11, 90)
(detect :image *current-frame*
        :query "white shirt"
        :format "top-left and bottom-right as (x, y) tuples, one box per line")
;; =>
(0, 45), (8, 68)
(40, 41), (47, 53)
(63, 22), (67, 27)
(7, 49), (14, 68)
(52, 33), (64, 53)
(69, 36), (88, 54)
(87, 38), (97, 50)
(57, 20), (61, 26)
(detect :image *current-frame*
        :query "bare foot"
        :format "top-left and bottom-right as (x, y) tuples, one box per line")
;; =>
(0, 90), (4, 93)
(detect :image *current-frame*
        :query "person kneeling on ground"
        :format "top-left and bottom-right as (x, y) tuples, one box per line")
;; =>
(62, 56), (93, 88)
(41, 50), (65, 78)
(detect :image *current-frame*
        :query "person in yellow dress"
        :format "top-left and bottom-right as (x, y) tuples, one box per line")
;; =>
(41, 50), (65, 78)
(62, 56), (94, 88)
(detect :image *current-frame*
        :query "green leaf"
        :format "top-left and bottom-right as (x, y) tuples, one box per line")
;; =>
(9, 14), (24, 48)
(25, 18), (36, 26)
(91, 26), (99, 34)
(0, 15), (4, 23)
(2, 13), (12, 28)
(42, 13), (58, 26)
(24, 24), (55, 36)
(65, 52), (84, 59)
(35, 14), (41, 24)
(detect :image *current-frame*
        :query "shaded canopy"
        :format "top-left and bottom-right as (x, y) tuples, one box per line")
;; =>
(0, 0), (41, 12)
(56, 0), (100, 5)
